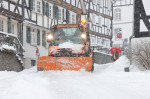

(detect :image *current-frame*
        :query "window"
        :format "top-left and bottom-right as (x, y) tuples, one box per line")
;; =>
(37, 1), (41, 13)
(72, 14), (76, 24)
(66, 10), (70, 23)
(97, 0), (100, 4)
(26, 26), (31, 43)
(42, 31), (46, 47)
(31, 28), (37, 45)
(69, 13), (71, 23)
(53, 27), (84, 45)
(62, 9), (65, 21)
(108, 0), (112, 10)
(92, 14), (96, 24)
(17, 23), (23, 44)
(49, 5), (52, 18)
(90, 35), (96, 45)
(53, 5), (59, 20)
(114, 8), (121, 21)
(37, 29), (40, 45)
(58, 9), (62, 20)
(101, 39), (105, 45)
(106, 40), (110, 46)
(93, 0), (97, 5)
(11, 23), (14, 34)
(106, 19), (110, 28)
(33, 0), (35, 11)
(97, 37), (101, 45)
(0, 19), (4, 32)
(98, 17), (101, 26)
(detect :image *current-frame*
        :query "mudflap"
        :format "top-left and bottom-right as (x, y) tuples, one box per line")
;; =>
(37, 56), (93, 72)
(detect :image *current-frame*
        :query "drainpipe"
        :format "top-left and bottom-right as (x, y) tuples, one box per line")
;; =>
(125, 0), (135, 72)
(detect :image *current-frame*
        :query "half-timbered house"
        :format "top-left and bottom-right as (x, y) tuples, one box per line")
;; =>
(0, 0), (113, 68)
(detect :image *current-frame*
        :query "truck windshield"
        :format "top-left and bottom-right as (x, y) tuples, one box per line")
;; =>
(53, 27), (84, 46)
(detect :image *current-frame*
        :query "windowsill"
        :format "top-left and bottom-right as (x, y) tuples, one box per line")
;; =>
(29, 43), (37, 47)
(114, 20), (121, 22)
(32, 11), (42, 15)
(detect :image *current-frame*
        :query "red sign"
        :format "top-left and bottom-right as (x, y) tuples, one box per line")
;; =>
(117, 33), (122, 39)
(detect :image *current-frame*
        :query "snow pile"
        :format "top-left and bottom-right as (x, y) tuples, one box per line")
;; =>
(105, 56), (130, 72)
(59, 42), (83, 53)
(94, 56), (139, 73)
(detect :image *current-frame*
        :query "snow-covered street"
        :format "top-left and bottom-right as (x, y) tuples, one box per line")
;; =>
(0, 56), (150, 99)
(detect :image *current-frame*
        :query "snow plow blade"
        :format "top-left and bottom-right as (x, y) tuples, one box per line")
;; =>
(37, 56), (93, 72)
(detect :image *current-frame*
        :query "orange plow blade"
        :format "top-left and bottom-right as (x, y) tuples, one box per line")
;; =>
(37, 56), (93, 72)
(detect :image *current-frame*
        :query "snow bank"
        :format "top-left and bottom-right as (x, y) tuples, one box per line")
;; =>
(106, 56), (130, 72)
(59, 42), (83, 53)
(94, 56), (140, 73)
(0, 56), (150, 99)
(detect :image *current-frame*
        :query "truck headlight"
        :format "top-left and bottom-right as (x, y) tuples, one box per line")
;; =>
(47, 34), (53, 41)
(81, 33), (86, 39)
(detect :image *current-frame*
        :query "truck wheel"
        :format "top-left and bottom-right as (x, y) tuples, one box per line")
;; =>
(37, 67), (43, 71)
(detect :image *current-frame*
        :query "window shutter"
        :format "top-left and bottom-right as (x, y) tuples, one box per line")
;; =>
(42, 31), (46, 47)
(46, 3), (49, 17)
(53, 5), (59, 20)
(53, 5), (56, 18)
(42, 1), (45, 15)
(17, 23), (23, 44)
(56, 6), (59, 20)
(62, 9), (64, 21)
(8, 18), (11, 33)
(29, 0), (33, 10)
(37, 29), (40, 45)
(26, 26), (31, 43)
(66, 10), (69, 23)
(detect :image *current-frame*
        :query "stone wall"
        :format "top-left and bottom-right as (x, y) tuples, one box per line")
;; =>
(0, 51), (23, 72)
(94, 52), (112, 64)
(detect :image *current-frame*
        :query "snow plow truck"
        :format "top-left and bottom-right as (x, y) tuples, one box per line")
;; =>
(37, 22), (94, 72)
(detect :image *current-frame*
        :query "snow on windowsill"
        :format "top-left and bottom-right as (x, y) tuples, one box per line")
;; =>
(1, 44), (16, 51)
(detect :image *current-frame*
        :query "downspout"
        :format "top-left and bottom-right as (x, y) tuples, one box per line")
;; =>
(129, 0), (135, 66)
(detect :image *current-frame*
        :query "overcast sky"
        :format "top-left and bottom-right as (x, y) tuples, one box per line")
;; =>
(142, 0), (150, 15)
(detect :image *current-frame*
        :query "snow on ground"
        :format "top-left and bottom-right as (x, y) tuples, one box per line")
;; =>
(0, 56), (150, 99)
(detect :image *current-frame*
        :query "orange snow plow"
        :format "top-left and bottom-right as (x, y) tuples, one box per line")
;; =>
(37, 24), (94, 72)
(38, 56), (92, 71)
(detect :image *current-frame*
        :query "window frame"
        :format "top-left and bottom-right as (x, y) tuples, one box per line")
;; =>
(0, 19), (4, 32)
(114, 8), (121, 21)
(37, 0), (41, 13)
(58, 8), (62, 21)
(72, 14), (76, 24)
(42, 30), (46, 47)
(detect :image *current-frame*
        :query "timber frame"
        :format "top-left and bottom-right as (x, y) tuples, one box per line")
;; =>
(134, 0), (150, 37)
(0, 0), (36, 23)
(0, 0), (113, 49)
(113, 0), (133, 7)
(43, 0), (113, 41)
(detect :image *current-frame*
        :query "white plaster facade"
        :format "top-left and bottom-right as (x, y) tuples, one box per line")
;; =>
(112, 0), (134, 47)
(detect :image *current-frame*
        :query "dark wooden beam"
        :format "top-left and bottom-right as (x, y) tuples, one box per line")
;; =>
(0, 8), (24, 21)
(89, 31), (112, 39)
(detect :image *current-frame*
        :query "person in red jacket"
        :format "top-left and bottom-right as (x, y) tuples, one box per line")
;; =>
(111, 49), (120, 62)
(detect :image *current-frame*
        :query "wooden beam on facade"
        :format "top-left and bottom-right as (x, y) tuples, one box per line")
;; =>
(89, 31), (112, 39)
(88, 9), (112, 20)
(0, 8), (24, 21)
